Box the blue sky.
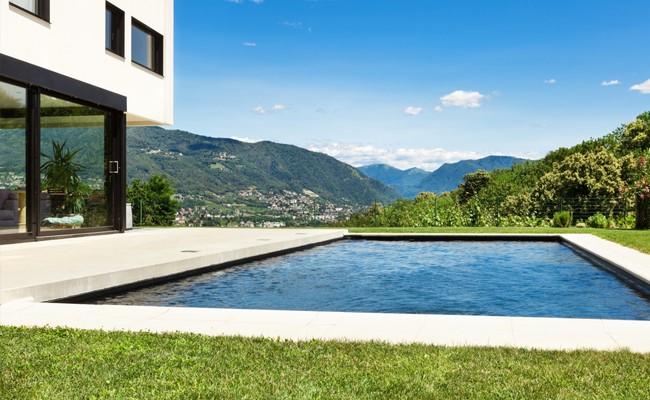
[172,0,650,171]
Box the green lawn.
[348,227,650,255]
[1,326,649,399]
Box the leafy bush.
[586,213,608,228]
[553,211,572,228]
[617,215,636,229]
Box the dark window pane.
[10,0,37,14]
[132,19,163,74]
[105,9,112,50]
[132,25,151,68]
[106,3,124,56]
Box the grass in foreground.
[1,326,649,399]
[347,226,650,255]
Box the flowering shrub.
[620,150,650,229]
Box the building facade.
[0,0,174,243]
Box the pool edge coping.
[346,232,650,287]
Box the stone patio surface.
[1,228,649,352]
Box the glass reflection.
[40,94,111,230]
[0,82,28,234]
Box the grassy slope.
[348,227,650,254]
[1,327,649,399]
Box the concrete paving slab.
[0,228,346,304]
[560,234,650,286]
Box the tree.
[621,111,650,153]
[127,174,180,226]
[532,148,624,218]
[619,112,650,229]
[458,170,492,204]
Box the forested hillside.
[127,126,399,205]
[347,112,650,229]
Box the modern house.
[0,0,174,243]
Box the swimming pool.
[89,240,650,320]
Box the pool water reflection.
[90,240,650,320]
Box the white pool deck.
[1,228,650,353]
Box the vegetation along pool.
[89,240,650,320]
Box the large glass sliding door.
[39,93,113,231]
[1,55,126,243]
[0,82,28,235]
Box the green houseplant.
[40,140,89,215]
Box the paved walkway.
[1,229,650,352]
[0,228,345,304]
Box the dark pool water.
[91,240,650,320]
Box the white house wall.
[0,0,174,126]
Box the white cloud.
[630,79,650,94]
[252,104,289,114]
[433,106,443,113]
[230,136,260,143]
[403,106,423,116]
[251,0,264,3]
[307,141,531,171]
[544,78,557,84]
[440,90,486,109]
[601,80,621,86]
[225,0,244,3]
[242,42,257,47]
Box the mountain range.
[359,155,526,198]
[127,127,399,205]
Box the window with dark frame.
[105,2,125,57]
[9,0,49,22]
[131,18,163,75]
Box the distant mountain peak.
[359,156,526,198]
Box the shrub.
[586,213,608,229]
[617,215,636,229]
[553,211,572,228]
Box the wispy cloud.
[252,104,290,114]
[601,80,621,86]
[544,78,557,84]
[252,106,267,115]
[307,141,530,171]
[433,106,443,113]
[230,136,261,143]
[242,42,257,47]
[403,106,423,116]
[225,0,244,3]
[251,0,264,3]
[630,79,650,94]
[440,90,486,109]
